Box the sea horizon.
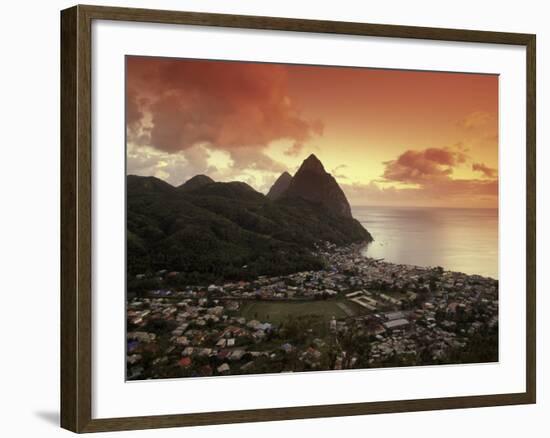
[351,204,498,211]
[353,204,498,279]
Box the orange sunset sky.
[126,56,498,208]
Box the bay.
[354,205,498,279]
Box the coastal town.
[127,242,499,380]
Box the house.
[181,346,194,356]
[383,319,409,330]
[217,350,230,360]
[198,348,212,357]
[127,331,156,343]
[175,336,189,346]
[229,349,246,361]
[127,354,142,365]
[178,357,192,368]
[384,311,406,321]
[247,320,261,330]
[257,323,272,331]
[217,363,230,374]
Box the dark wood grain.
[525,34,536,404]
[60,4,537,433]
[80,392,534,433]
[61,5,94,432]
[79,4,535,45]
[60,5,78,432]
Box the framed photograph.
[60,4,536,433]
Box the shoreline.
[353,205,498,280]
[133,240,498,298]
[356,242,498,282]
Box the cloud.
[457,111,494,130]
[331,164,349,179]
[472,162,497,179]
[126,57,323,162]
[127,140,290,191]
[127,143,218,186]
[382,147,468,184]
[283,142,304,157]
[346,145,498,207]
[342,178,497,208]
[332,164,348,172]
[228,147,287,174]
[126,88,143,129]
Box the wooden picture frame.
[60,4,536,433]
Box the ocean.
[353,205,498,279]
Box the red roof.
[178,357,192,367]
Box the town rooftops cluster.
[127,242,498,379]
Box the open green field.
[238,299,363,325]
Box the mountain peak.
[300,153,326,174]
[127,175,176,194]
[284,154,352,218]
[267,171,293,200]
[178,174,215,192]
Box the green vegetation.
[237,299,351,325]
[127,175,372,292]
